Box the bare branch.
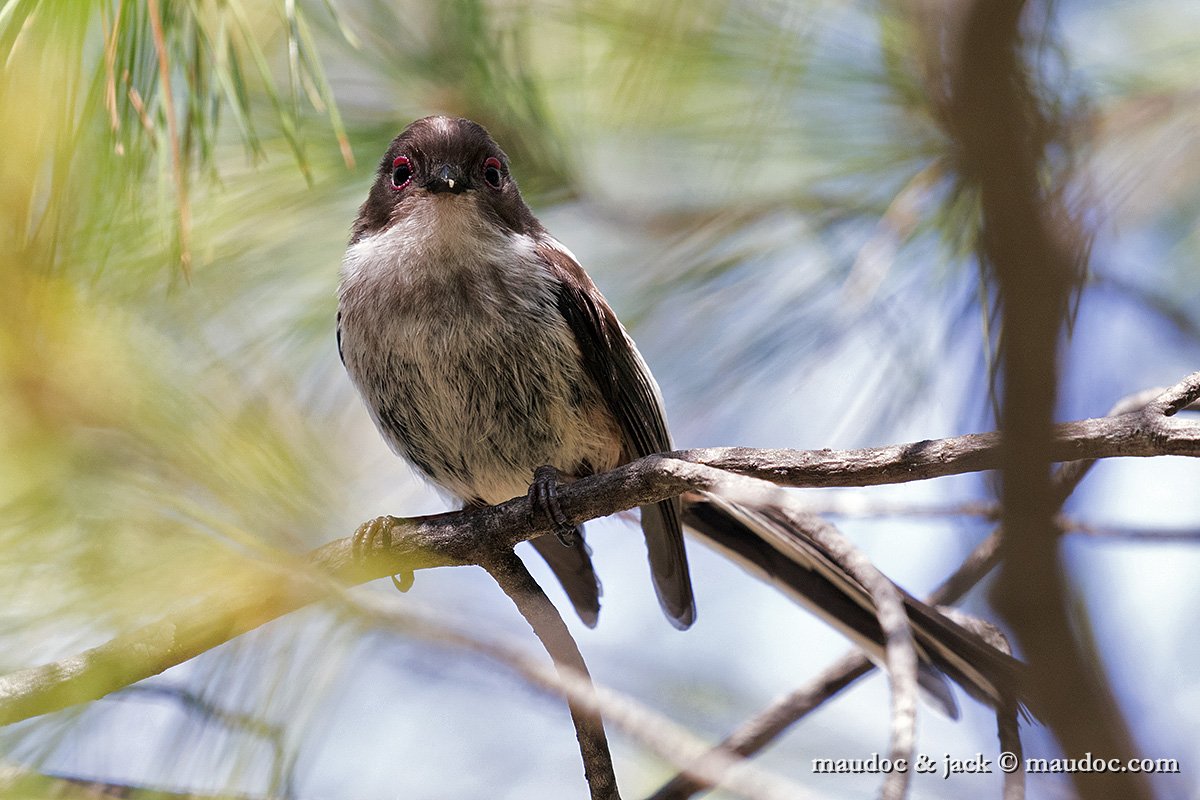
[997,700,1026,800]
[677,379,1200,489]
[798,496,998,520]
[646,387,1148,800]
[1060,520,1200,541]
[482,551,620,800]
[1,378,1196,729]
[343,594,816,800]
[118,683,295,797]
[648,531,1000,800]
[646,650,875,800]
[767,509,917,800]
[1150,372,1200,417]
[947,0,1151,796]
[660,468,919,800]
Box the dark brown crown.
[349,116,541,244]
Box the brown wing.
[537,240,695,629]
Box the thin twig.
[1,378,1196,728]
[1060,520,1200,541]
[647,385,1156,800]
[118,683,295,797]
[672,385,1200,489]
[1151,372,1200,416]
[647,529,998,800]
[800,496,998,520]
[997,697,1025,800]
[657,468,919,800]
[482,551,620,800]
[774,510,917,800]
[344,594,815,800]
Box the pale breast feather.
[337,220,625,504]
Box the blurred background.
[1,0,1198,798]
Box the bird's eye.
[483,157,503,189]
[391,156,412,190]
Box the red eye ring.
[483,157,503,189]
[391,156,412,190]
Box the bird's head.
[350,116,539,246]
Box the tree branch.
[948,1,1155,796]
[646,382,1157,800]
[648,530,1005,800]
[656,471,920,800]
[1,378,1196,729]
[678,382,1200,489]
[765,507,917,800]
[342,594,815,800]
[482,551,620,800]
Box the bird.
[337,115,692,629]
[336,115,1030,716]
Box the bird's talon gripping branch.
[352,515,414,591]
[352,515,394,556]
[528,464,577,546]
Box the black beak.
[426,163,469,194]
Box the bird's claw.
[352,515,415,592]
[528,465,577,547]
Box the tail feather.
[529,528,602,628]
[641,497,696,630]
[683,494,1032,718]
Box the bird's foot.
[528,465,577,547]
[351,515,415,592]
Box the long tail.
[683,494,1032,719]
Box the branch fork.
[0,372,1196,800]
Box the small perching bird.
[336,115,1031,718]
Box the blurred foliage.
[1,0,1199,797]
[1,0,353,276]
[0,0,353,617]
[0,4,357,787]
